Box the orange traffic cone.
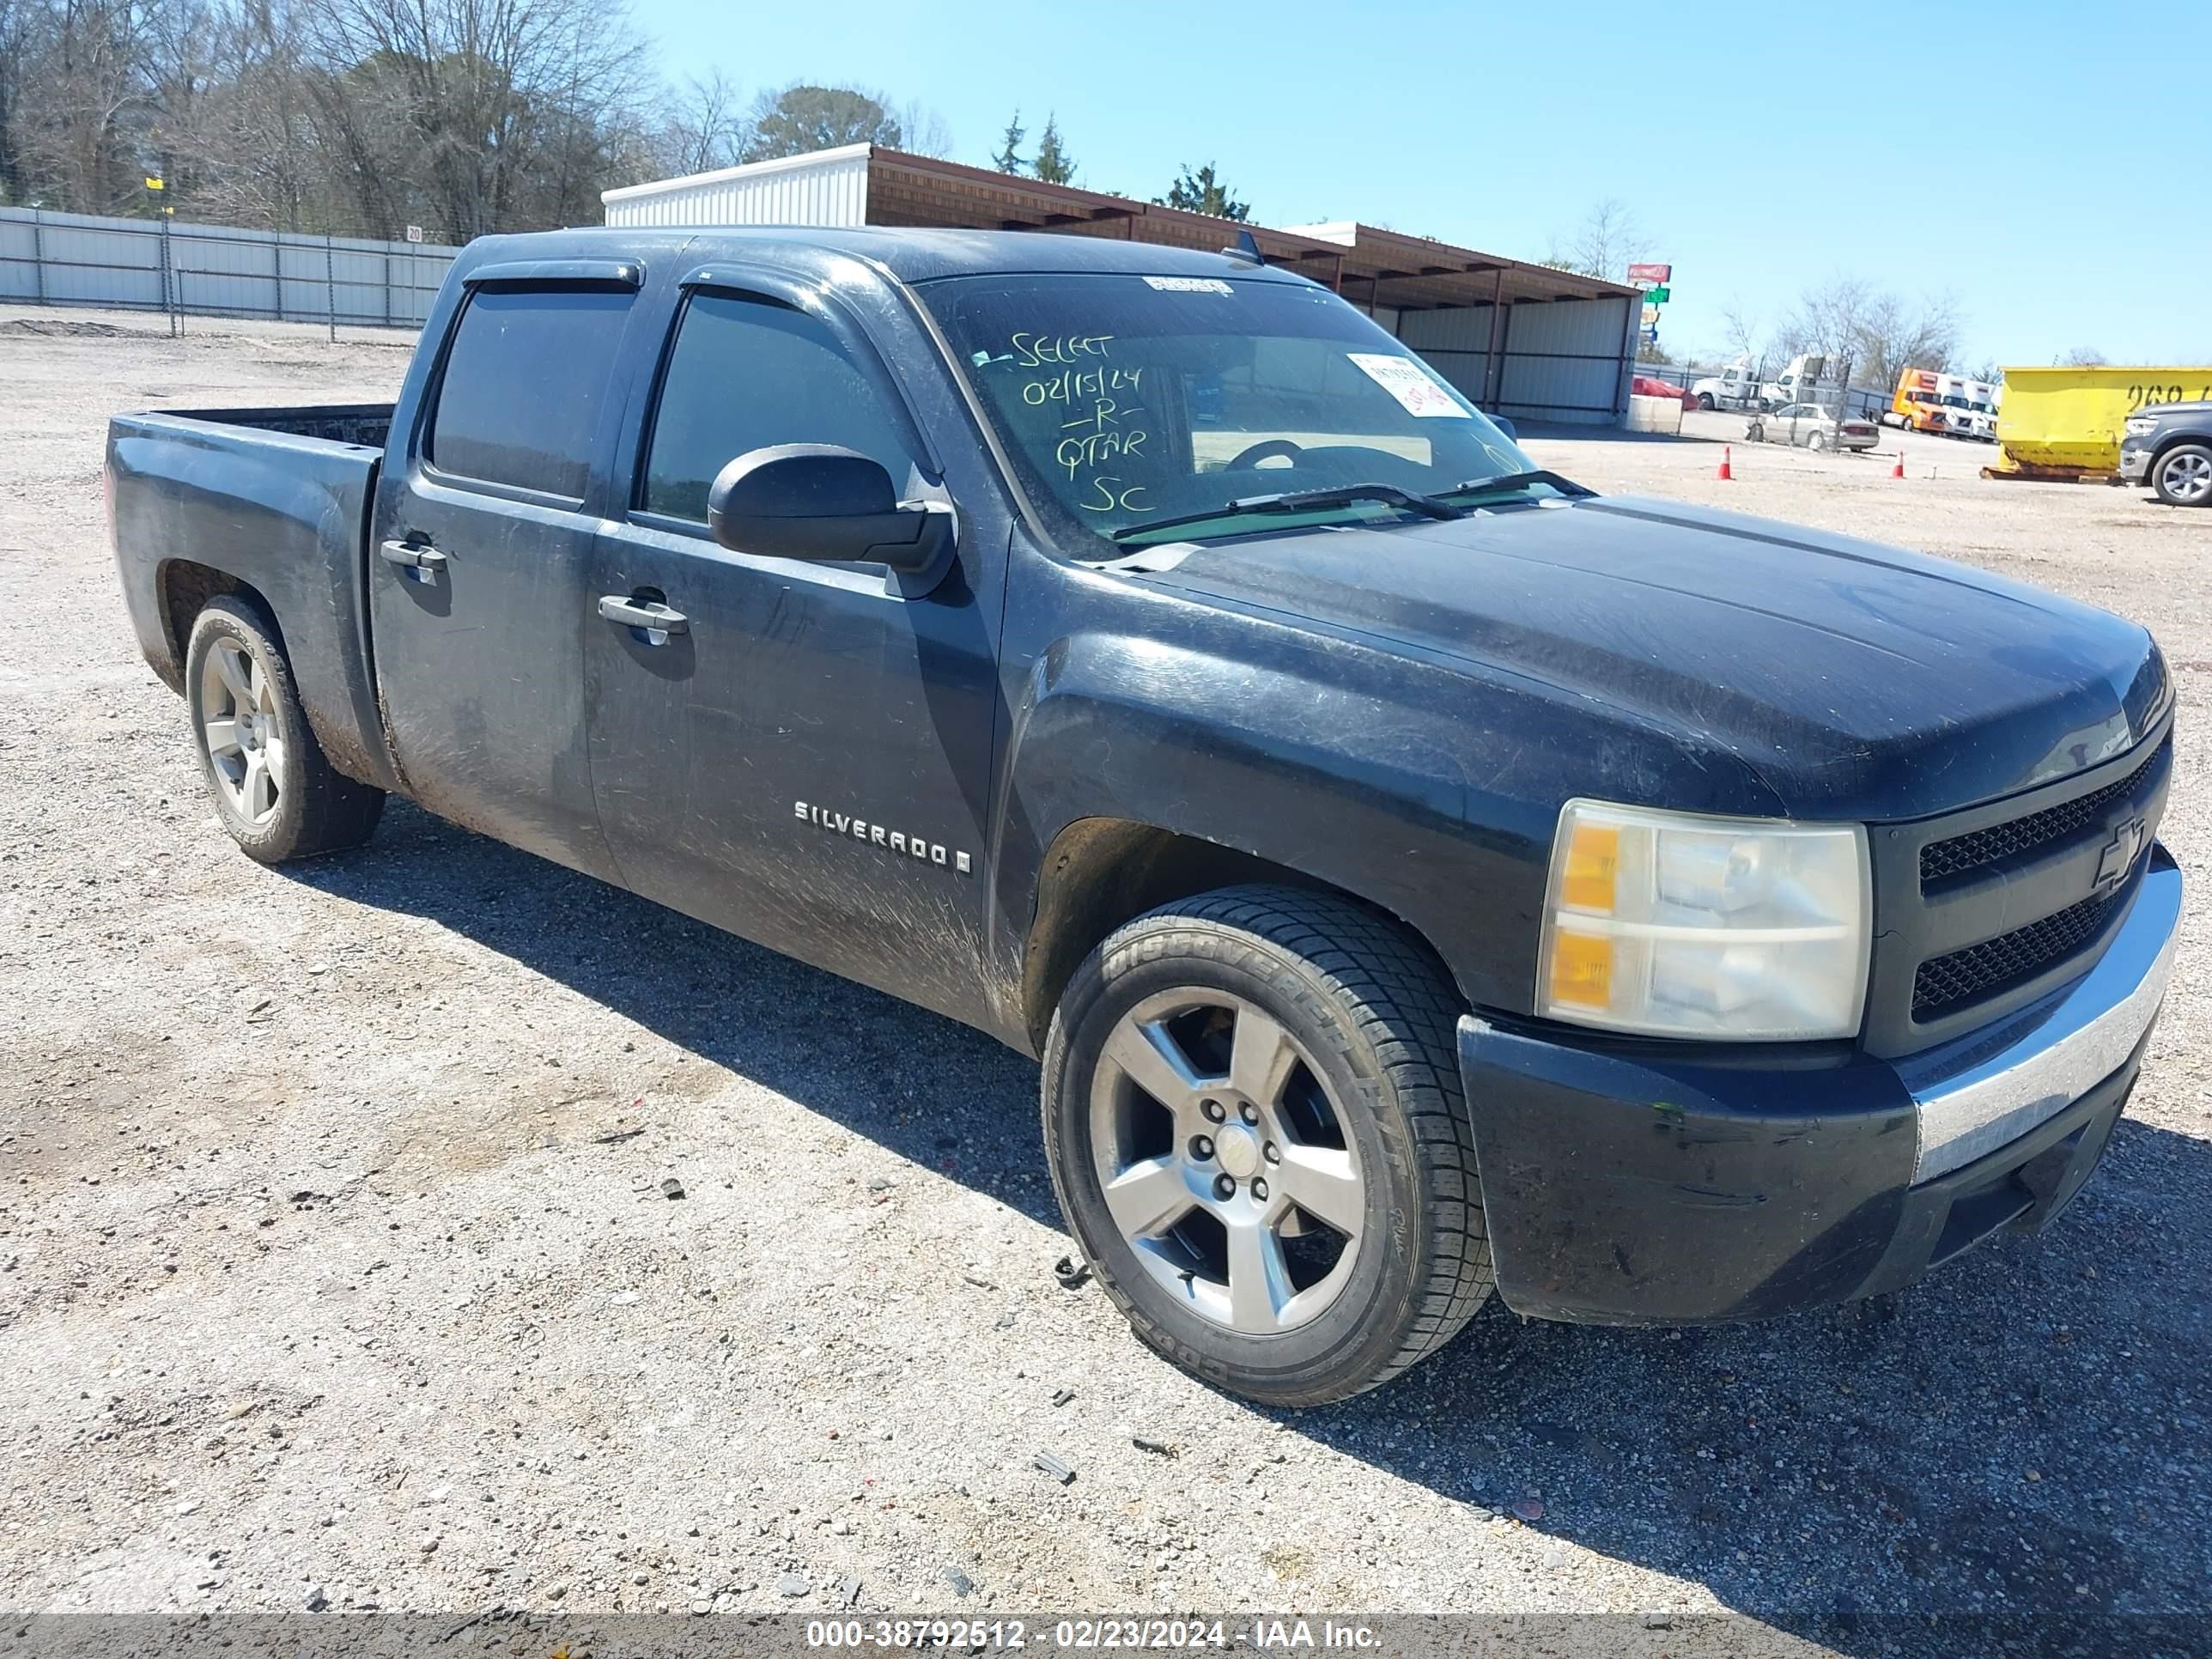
[1717,445,1734,481]
[1891,450,1905,479]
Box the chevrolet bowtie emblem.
[2092,817,2146,896]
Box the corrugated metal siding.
[1493,296,1632,424]
[1387,295,1632,425]
[602,151,871,228]
[0,206,457,325]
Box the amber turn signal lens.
[1560,823,1620,912]
[1547,930,1613,1010]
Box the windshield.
[918,273,1536,553]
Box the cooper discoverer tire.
[184,596,386,863]
[1042,884,1493,1405]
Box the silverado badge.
[795,801,973,875]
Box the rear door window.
[428,287,633,500]
[638,290,918,524]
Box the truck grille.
[1863,728,2172,1054]
[1920,739,2167,888]
[1911,884,2130,1021]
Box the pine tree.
[1157,161,1249,222]
[992,111,1026,175]
[1032,115,1075,185]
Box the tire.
[1041,884,1493,1406]
[1747,422,1765,442]
[1807,430,1828,451]
[2152,442,2212,507]
[184,595,386,862]
[1697,392,1715,410]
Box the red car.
[1633,374,1697,410]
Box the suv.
[2122,401,2212,506]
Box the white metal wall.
[602,145,872,228]
[0,206,458,326]
[1395,296,1632,424]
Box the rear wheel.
[1807,429,1828,451]
[2153,443,2212,507]
[184,597,385,862]
[1042,885,1492,1405]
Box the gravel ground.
[3,308,2208,1654]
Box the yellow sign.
[144,175,164,190]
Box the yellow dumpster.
[1991,366,2212,479]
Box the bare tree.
[893,96,949,158]
[655,69,746,178]
[1776,276,1960,392]
[13,0,160,212]
[1717,296,1760,362]
[1544,198,1649,281]
[2053,345,2107,367]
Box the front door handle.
[598,594,690,637]
[380,538,447,579]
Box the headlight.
[2124,416,2158,436]
[1538,800,1871,1041]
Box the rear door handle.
[380,538,447,579]
[598,594,690,637]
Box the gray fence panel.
[0,206,459,330]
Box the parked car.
[1746,404,1881,452]
[2121,400,2212,507]
[1632,373,1695,410]
[108,227,2181,1406]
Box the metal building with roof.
[601,145,1641,426]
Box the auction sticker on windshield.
[1348,353,1468,417]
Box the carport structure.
[601,145,1641,425]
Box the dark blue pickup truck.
[107,228,2180,1404]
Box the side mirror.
[1488,414,1518,441]
[707,444,953,583]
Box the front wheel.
[2153,443,2212,507]
[1042,886,1493,1405]
[1697,392,1715,410]
[185,596,386,862]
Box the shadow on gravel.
[287,799,1057,1223]
[289,799,2209,1652]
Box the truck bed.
[149,403,396,448]
[106,402,402,793]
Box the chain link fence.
[0,206,459,337]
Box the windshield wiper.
[1440,468,1595,501]
[1107,483,1461,544]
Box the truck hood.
[1129,495,2169,820]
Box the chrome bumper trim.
[1899,855,2181,1183]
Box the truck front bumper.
[2120,443,2154,484]
[1461,848,2181,1325]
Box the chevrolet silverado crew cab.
[108,228,2180,1406]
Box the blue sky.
[631,0,2212,371]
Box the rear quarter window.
[428,287,632,500]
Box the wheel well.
[157,562,280,684]
[1018,817,1454,1051]
[2151,433,2212,470]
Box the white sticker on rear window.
[1347,352,1470,417]
[1142,276,1234,295]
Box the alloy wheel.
[2161,451,2211,505]
[1088,990,1364,1335]
[200,637,285,824]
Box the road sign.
[1643,285,1670,305]
[1641,324,1660,345]
[1641,304,1661,326]
[404,225,424,245]
[1627,262,1671,285]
